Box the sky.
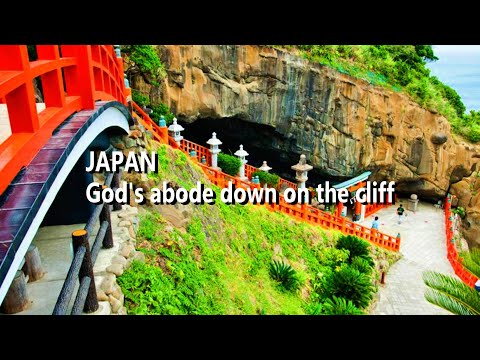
[427,45,480,112]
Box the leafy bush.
[351,256,373,275]
[315,247,350,270]
[336,235,374,266]
[218,153,242,176]
[132,89,149,107]
[121,45,166,81]
[269,260,302,291]
[452,206,466,219]
[252,171,280,187]
[311,296,364,315]
[151,103,175,125]
[321,265,374,309]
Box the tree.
[423,248,480,315]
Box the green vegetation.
[309,235,377,314]
[277,45,478,143]
[217,153,242,176]
[119,143,398,314]
[121,45,166,82]
[132,89,175,126]
[312,296,364,315]
[269,260,303,291]
[452,206,466,219]
[336,234,374,266]
[456,110,480,143]
[252,171,280,188]
[423,248,480,315]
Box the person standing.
[397,204,405,224]
[371,216,380,230]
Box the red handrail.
[0,45,126,195]
[444,196,478,287]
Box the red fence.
[181,139,212,164]
[0,45,126,195]
[444,195,478,287]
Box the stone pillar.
[207,132,222,169]
[234,145,249,181]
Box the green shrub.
[321,265,374,309]
[218,153,242,176]
[252,171,280,187]
[121,45,166,81]
[312,296,364,315]
[452,206,466,219]
[132,89,149,107]
[151,103,175,125]
[315,247,350,270]
[351,256,373,275]
[269,260,302,291]
[336,235,374,266]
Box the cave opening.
[179,117,340,187]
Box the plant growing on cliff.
[452,206,466,219]
[121,45,166,82]
[217,153,242,176]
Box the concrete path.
[359,200,454,315]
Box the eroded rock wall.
[132,45,479,199]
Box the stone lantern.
[259,161,272,173]
[234,144,249,181]
[291,154,313,189]
[168,118,184,146]
[207,132,222,169]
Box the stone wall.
[89,122,150,315]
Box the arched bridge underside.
[0,101,132,303]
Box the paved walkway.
[359,200,454,315]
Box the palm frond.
[423,271,480,315]
[460,248,480,278]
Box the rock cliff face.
[132,45,479,200]
[450,171,480,248]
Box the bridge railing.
[444,195,478,287]
[0,45,126,196]
[52,171,121,315]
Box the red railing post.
[60,45,95,109]
[0,45,39,132]
[36,46,66,108]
